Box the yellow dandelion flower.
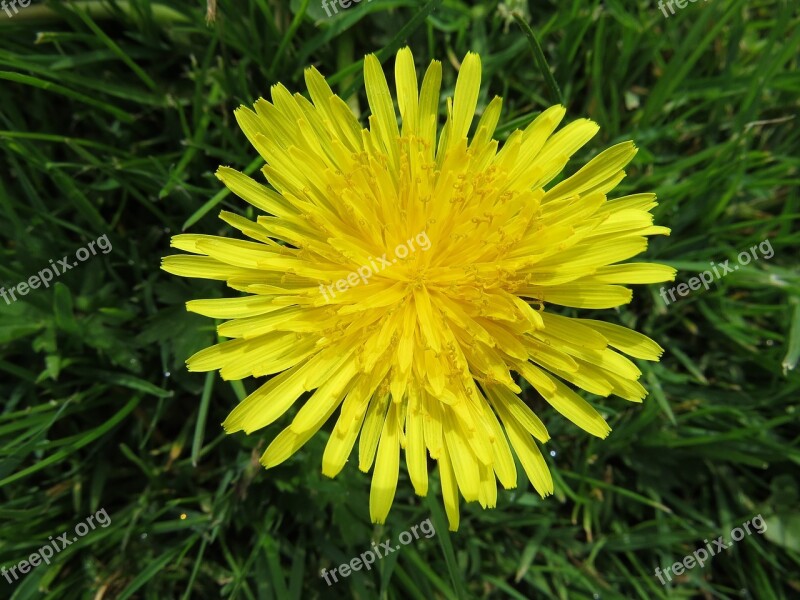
[162,48,675,530]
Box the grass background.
[1,0,799,598]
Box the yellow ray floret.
[162,47,675,530]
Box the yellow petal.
[492,399,553,497]
[216,167,296,218]
[525,283,633,309]
[442,408,480,502]
[579,319,665,361]
[418,59,442,156]
[485,384,549,443]
[359,393,390,472]
[438,445,460,531]
[583,263,677,284]
[369,402,401,524]
[543,141,637,203]
[527,365,611,438]
[478,399,517,489]
[449,52,481,144]
[364,54,400,168]
[186,295,282,319]
[404,383,428,495]
[395,47,419,137]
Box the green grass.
[1,0,799,598]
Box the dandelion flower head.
[162,48,675,530]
